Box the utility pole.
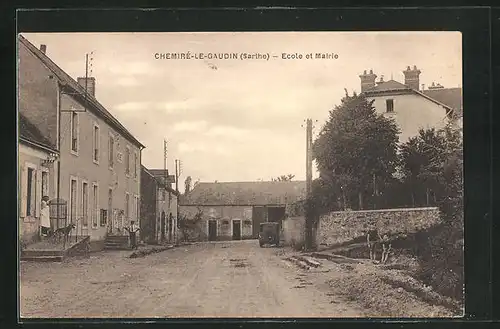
[306,119,313,197]
[302,118,314,250]
[57,51,92,248]
[175,159,182,245]
[163,140,168,185]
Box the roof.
[363,79,458,112]
[364,80,410,92]
[180,181,307,206]
[148,169,176,184]
[423,88,462,113]
[18,35,145,149]
[18,113,57,152]
[141,166,178,195]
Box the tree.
[178,207,204,242]
[184,176,192,194]
[271,174,295,182]
[312,91,400,211]
[398,125,463,222]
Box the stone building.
[18,35,145,250]
[18,113,59,246]
[359,66,462,143]
[179,181,306,241]
[140,167,179,244]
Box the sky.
[22,32,462,189]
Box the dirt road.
[20,240,364,318]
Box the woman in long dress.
[40,196,51,237]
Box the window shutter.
[35,169,42,217]
[20,165,27,218]
[77,115,80,152]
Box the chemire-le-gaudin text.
[154,52,339,61]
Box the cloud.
[205,125,251,138]
[115,77,140,86]
[172,120,208,132]
[108,61,158,76]
[178,142,207,153]
[153,99,208,113]
[114,101,151,111]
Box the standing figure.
[380,233,392,264]
[125,220,140,249]
[40,196,51,237]
[366,226,380,261]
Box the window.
[100,209,107,227]
[386,99,394,113]
[135,195,139,220]
[93,124,100,163]
[70,178,77,224]
[108,188,113,225]
[82,182,88,227]
[71,112,79,153]
[108,134,114,169]
[134,153,138,178]
[92,183,98,228]
[26,168,35,216]
[125,193,130,222]
[125,147,130,175]
[41,171,49,198]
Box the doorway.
[232,220,241,240]
[268,206,286,227]
[252,206,265,238]
[208,220,217,241]
[168,214,173,242]
[161,211,166,241]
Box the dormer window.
[386,99,394,113]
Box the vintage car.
[259,222,280,247]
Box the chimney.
[77,77,96,97]
[428,82,445,90]
[403,65,421,90]
[40,44,47,54]
[359,69,377,92]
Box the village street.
[20,240,365,318]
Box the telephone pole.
[306,119,313,197]
[302,118,315,250]
[163,140,168,185]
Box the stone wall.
[317,207,441,247]
[66,236,91,257]
[282,216,305,248]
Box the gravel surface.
[20,240,365,318]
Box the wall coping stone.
[322,207,439,216]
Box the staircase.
[105,235,130,250]
[21,249,65,262]
[21,236,90,262]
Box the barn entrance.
[232,220,241,240]
[252,206,266,238]
[208,220,217,241]
[267,206,286,228]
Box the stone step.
[22,249,64,257]
[21,255,64,262]
[286,257,311,270]
[104,246,131,250]
[292,255,322,268]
